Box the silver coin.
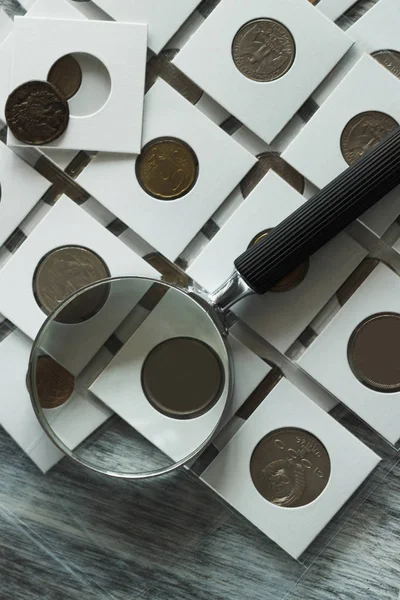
[340,111,398,167]
[232,19,295,82]
[371,49,400,80]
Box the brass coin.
[232,19,295,83]
[33,246,111,324]
[48,54,82,100]
[348,312,400,392]
[371,50,400,80]
[30,355,75,409]
[249,229,309,292]
[136,137,198,200]
[240,152,305,199]
[5,80,69,145]
[340,111,398,167]
[141,337,225,419]
[250,427,331,508]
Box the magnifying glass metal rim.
[28,275,234,480]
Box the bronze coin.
[141,337,225,419]
[232,19,295,82]
[249,229,309,292]
[31,355,75,409]
[240,152,305,199]
[340,111,398,167]
[33,246,111,324]
[136,137,198,200]
[5,80,69,145]
[348,312,400,392]
[48,54,82,100]
[250,427,331,508]
[371,50,400,80]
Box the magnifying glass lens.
[28,278,231,479]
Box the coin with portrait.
[340,111,398,166]
[250,427,331,508]
[5,80,69,145]
[371,49,400,80]
[232,19,295,82]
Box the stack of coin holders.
[0,0,399,575]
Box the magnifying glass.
[28,128,400,479]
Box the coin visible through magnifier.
[48,54,82,100]
[250,428,331,508]
[33,246,111,324]
[340,111,398,166]
[249,229,309,292]
[5,80,70,145]
[30,355,75,409]
[136,137,199,200]
[371,50,400,80]
[141,337,225,419]
[348,312,400,392]
[232,19,295,82]
[240,152,305,199]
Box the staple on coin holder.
[173,0,353,145]
[89,0,201,54]
[299,263,400,446]
[284,56,400,238]
[76,80,256,261]
[89,290,269,462]
[8,16,147,153]
[187,172,367,353]
[0,330,115,473]
[0,196,157,375]
[200,378,380,560]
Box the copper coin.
[32,356,75,409]
[141,337,225,419]
[340,111,398,167]
[136,137,198,200]
[371,49,400,80]
[5,80,69,145]
[348,312,400,392]
[250,427,331,508]
[240,152,305,199]
[48,54,82,100]
[33,246,110,324]
[249,229,309,292]
[232,19,295,82]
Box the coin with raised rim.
[340,110,398,166]
[48,54,83,100]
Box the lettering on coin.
[340,111,398,166]
[33,246,110,324]
[29,355,75,410]
[136,137,199,200]
[240,152,305,199]
[232,19,295,82]
[48,54,82,100]
[250,428,330,508]
[249,229,309,292]
[5,80,69,145]
[371,50,400,80]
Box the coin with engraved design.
[136,137,199,200]
[371,50,400,80]
[33,246,110,324]
[28,355,75,410]
[232,19,295,82]
[48,54,82,100]
[250,428,331,508]
[340,111,398,167]
[6,80,69,145]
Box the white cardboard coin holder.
[299,263,400,446]
[314,0,400,105]
[0,329,114,473]
[8,16,147,154]
[91,0,201,54]
[201,378,381,560]
[315,0,359,22]
[188,172,367,353]
[91,294,271,462]
[0,196,157,375]
[285,56,400,238]
[76,79,256,262]
[173,0,353,145]
[0,141,50,248]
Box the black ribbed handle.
[235,127,400,294]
